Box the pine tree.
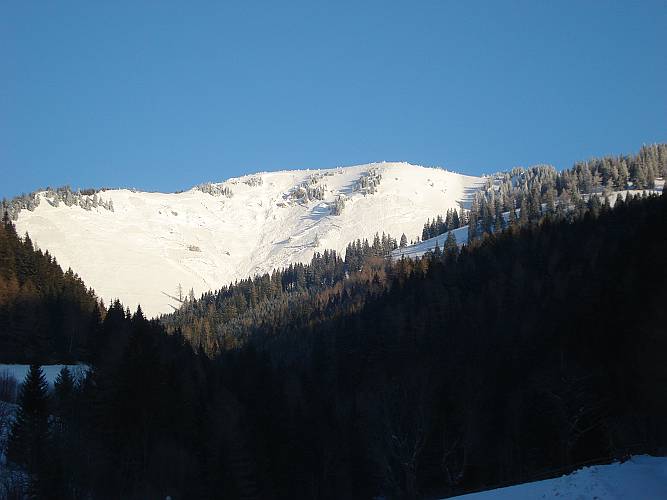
[433,240,442,258]
[468,196,480,243]
[54,366,75,421]
[519,197,529,225]
[508,200,518,226]
[444,231,458,256]
[545,188,556,214]
[422,220,430,241]
[7,365,51,485]
[445,210,453,231]
[528,187,541,222]
[452,210,461,229]
[635,164,647,189]
[617,161,629,189]
[400,233,408,248]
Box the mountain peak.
[15,164,486,316]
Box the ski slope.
[15,163,485,317]
[448,455,667,499]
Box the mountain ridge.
[13,162,486,316]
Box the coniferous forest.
[1,149,666,499]
[5,0,667,495]
[0,213,98,363]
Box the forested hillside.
[427,143,667,243]
[4,189,665,499]
[0,213,99,362]
[162,144,667,356]
[210,191,667,499]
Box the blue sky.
[1,1,666,199]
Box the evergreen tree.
[519,197,529,225]
[615,193,625,208]
[528,186,541,222]
[51,366,78,499]
[7,364,53,497]
[545,188,556,213]
[54,366,75,421]
[422,219,430,241]
[444,231,458,256]
[433,240,442,258]
[508,200,518,226]
[468,196,480,243]
[617,161,629,189]
[400,233,408,248]
[635,164,647,189]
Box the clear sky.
[1,1,666,199]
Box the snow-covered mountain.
[15,162,486,316]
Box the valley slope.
[14,163,485,316]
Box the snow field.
[448,455,667,499]
[16,163,485,316]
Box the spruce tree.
[444,231,458,256]
[508,201,518,226]
[545,188,556,213]
[422,220,430,241]
[617,161,629,189]
[452,210,461,229]
[7,365,51,486]
[615,193,624,208]
[519,197,529,225]
[433,240,442,258]
[54,366,75,423]
[468,196,480,243]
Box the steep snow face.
[15,163,485,317]
[448,455,667,499]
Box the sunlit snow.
[15,163,485,316]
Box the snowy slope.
[392,185,666,260]
[392,225,469,260]
[15,163,485,316]
[448,455,667,499]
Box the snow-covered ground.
[392,225,469,260]
[448,455,667,499]
[15,163,485,316]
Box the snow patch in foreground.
[449,455,667,499]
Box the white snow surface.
[448,455,667,499]
[392,225,469,260]
[15,163,485,317]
